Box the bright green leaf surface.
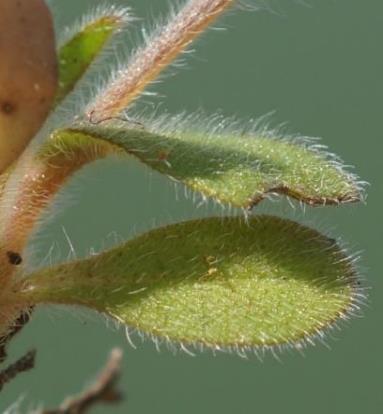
[55,11,128,104]
[23,216,360,350]
[61,122,362,208]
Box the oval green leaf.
[23,216,361,350]
[65,120,363,208]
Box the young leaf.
[61,121,362,208]
[23,216,361,350]
[0,0,58,174]
[56,7,131,105]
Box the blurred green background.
[1,0,381,413]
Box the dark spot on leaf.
[6,251,22,266]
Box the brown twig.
[41,348,124,414]
[0,349,36,392]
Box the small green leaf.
[63,120,363,208]
[23,216,360,350]
[55,8,130,104]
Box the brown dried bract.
[0,0,58,173]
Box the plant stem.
[86,0,234,122]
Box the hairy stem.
[86,0,235,122]
[0,136,118,286]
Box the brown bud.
[0,0,58,173]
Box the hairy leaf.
[23,216,360,350]
[55,8,130,104]
[61,121,362,208]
